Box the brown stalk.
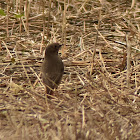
[90,9,101,75]
[62,0,66,54]
[126,33,131,88]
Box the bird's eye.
[55,45,58,49]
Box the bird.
[41,43,64,96]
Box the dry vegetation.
[0,0,140,139]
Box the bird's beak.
[60,44,63,47]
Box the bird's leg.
[45,86,54,100]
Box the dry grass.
[0,0,140,140]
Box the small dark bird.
[41,43,64,95]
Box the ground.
[0,0,140,140]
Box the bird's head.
[45,43,62,57]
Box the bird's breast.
[42,56,64,74]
